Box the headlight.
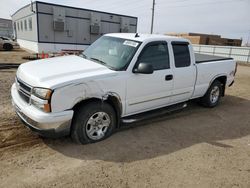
[31,87,52,112]
[32,87,52,100]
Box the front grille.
[16,77,32,104]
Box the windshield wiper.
[80,53,87,59]
[90,57,106,65]
[90,57,116,71]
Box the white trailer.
[11,1,137,53]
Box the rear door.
[125,41,174,115]
[171,42,196,103]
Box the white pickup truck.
[11,33,237,144]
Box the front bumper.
[13,44,20,49]
[11,84,74,138]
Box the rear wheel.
[3,43,13,51]
[71,101,116,144]
[200,80,222,107]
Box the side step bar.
[121,102,187,124]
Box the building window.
[17,22,20,31]
[21,21,23,31]
[24,19,27,31]
[28,18,32,30]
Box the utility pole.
[150,0,156,34]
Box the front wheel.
[71,101,116,144]
[200,80,222,107]
[3,43,13,51]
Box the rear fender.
[208,74,227,96]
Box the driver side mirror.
[133,62,154,74]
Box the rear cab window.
[172,41,191,68]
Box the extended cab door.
[125,41,174,115]
[170,41,196,103]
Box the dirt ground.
[0,49,31,64]
[0,50,250,188]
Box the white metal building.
[12,1,137,53]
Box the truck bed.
[195,53,233,64]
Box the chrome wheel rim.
[85,112,111,140]
[210,85,220,104]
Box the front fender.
[50,80,120,113]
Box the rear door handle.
[165,75,173,81]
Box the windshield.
[1,37,10,41]
[81,36,141,70]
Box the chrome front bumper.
[11,84,74,137]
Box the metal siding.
[37,3,53,14]
[12,1,137,52]
[76,19,91,44]
[38,14,54,42]
[101,22,109,34]
[109,23,120,33]
[90,34,101,43]
[57,17,76,44]
[37,2,137,45]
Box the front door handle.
[165,75,173,81]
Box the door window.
[172,43,191,68]
[137,42,170,70]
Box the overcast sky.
[1,0,250,44]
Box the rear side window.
[172,43,191,68]
[137,42,170,70]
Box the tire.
[200,80,222,108]
[3,43,13,51]
[71,101,116,144]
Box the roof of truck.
[105,33,189,43]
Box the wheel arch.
[72,93,122,128]
[209,74,227,96]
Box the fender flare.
[207,74,227,96]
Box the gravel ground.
[0,49,31,64]
[0,50,250,187]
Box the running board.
[121,102,187,124]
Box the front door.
[125,41,174,116]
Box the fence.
[193,44,250,63]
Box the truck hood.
[17,55,117,88]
